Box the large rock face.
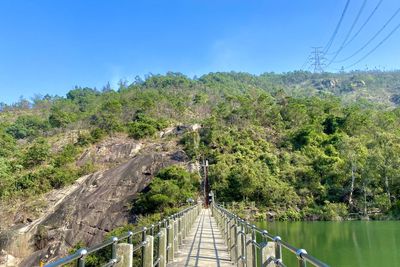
[1,147,188,267]
[0,126,201,267]
[77,137,142,166]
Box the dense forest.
[1,70,400,221]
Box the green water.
[255,220,400,267]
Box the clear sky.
[1,0,400,104]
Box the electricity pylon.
[309,47,326,73]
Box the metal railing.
[212,203,330,267]
[44,204,201,267]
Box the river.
[255,220,400,267]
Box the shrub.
[76,132,92,146]
[78,162,97,176]
[321,201,348,221]
[7,115,50,139]
[49,107,72,128]
[180,131,200,159]
[90,128,106,142]
[134,166,198,214]
[34,225,49,250]
[49,167,78,189]
[133,112,168,130]
[23,138,50,168]
[0,158,13,198]
[54,144,80,167]
[95,99,123,134]
[15,173,36,191]
[127,122,157,139]
[0,130,17,157]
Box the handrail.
[212,203,330,267]
[44,203,201,267]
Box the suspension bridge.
[43,202,329,267]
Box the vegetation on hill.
[1,70,400,220]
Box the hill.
[0,70,400,264]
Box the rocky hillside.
[1,71,400,266]
[0,127,196,266]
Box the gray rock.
[5,149,187,266]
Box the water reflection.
[255,221,400,267]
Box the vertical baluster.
[251,225,256,267]
[76,248,87,267]
[234,216,239,264]
[273,236,282,265]
[111,237,118,260]
[241,220,245,266]
[127,231,133,244]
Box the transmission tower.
[309,47,326,73]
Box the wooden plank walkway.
[168,208,235,267]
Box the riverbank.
[223,201,399,222]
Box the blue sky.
[1,0,400,104]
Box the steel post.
[296,249,308,267]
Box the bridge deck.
[168,208,234,267]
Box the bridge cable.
[344,21,400,69]
[326,0,368,67]
[335,5,400,63]
[323,0,351,54]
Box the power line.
[342,0,383,49]
[335,6,400,63]
[326,0,383,56]
[326,0,368,67]
[345,21,400,69]
[300,59,309,70]
[300,55,314,70]
[324,0,351,54]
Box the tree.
[0,130,17,157]
[94,99,122,134]
[66,87,99,112]
[338,136,367,210]
[371,133,400,207]
[23,138,50,168]
[127,122,156,139]
[49,106,72,128]
[6,115,50,139]
[180,132,200,159]
[0,158,13,198]
[102,82,113,92]
[134,166,198,214]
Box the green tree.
[135,166,198,214]
[127,122,156,139]
[7,115,49,139]
[49,106,72,128]
[180,131,200,159]
[0,158,13,198]
[23,138,50,168]
[0,130,17,157]
[93,99,122,134]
